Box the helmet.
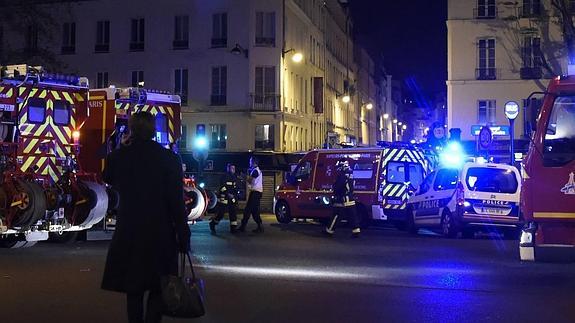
[335,158,351,173]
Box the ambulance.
[520,75,575,261]
[274,143,436,226]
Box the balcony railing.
[521,4,542,18]
[94,43,109,53]
[255,37,275,47]
[210,95,227,106]
[249,93,280,111]
[520,66,542,79]
[474,6,497,19]
[476,68,497,80]
[211,38,227,48]
[173,39,189,50]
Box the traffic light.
[194,124,207,149]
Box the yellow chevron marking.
[19,87,26,96]
[52,127,68,146]
[74,93,84,102]
[21,156,36,172]
[39,90,47,99]
[388,185,403,197]
[64,92,75,104]
[52,91,61,100]
[23,138,39,154]
[6,88,13,97]
[29,88,38,98]
[382,184,397,196]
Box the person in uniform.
[324,158,361,238]
[238,157,264,233]
[210,163,239,234]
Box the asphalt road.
[1,214,575,323]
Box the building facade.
[0,0,392,152]
[447,0,567,142]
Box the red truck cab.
[520,75,575,261]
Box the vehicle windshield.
[465,167,518,194]
[386,161,424,187]
[543,95,575,166]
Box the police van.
[274,143,436,227]
[406,160,522,238]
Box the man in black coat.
[209,163,239,234]
[101,111,191,323]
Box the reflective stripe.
[352,228,361,234]
[343,201,356,206]
[328,215,339,232]
[225,182,234,185]
[230,221,238,226]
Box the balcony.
[476,68,497,80]
[173,39,189,50]
[61,45,75,55]
[474,6,497,19]
[94,43,109,53]
[255,37,275,47]
[211,38,227,48]
[129,42,144,52]
[520,66,542,79]
[249,94,280,111]
[210,95,227,106]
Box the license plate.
[479,207,507,215]
[386,199,403,205]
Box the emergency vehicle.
[520,75,575,261]
[0,65,104,247]
[274,144,435,226]
[406,159,522,238]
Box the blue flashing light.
[440,142,465,168]
[199,182,206,188]
[194,136,208,149]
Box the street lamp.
[393,119,398,124]
[398,122,403,126]
[365,103,373,110]
[402,124,407,130]
[283,48,303,63]
[383,113,389,119]
[231,43,249,58]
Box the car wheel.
[406,207,418,234]
[275,201,292,224]
[441,210,458,238]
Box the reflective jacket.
[218,172,238,205]
[332,172,355,207]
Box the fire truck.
[0,65,102,247]
[0,65,209,247]
[520,75,575,261]
[274,143,436,227]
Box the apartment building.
[447,0,567,142]
[0,0,390,152]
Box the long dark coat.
[101,139,190,293]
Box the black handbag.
[161,251,206,318]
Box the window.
[209,124,226,149]
[255,124,274,150]
[53,101,71,125]
[211,66,227,105]
[211,13,227,47]
[477,38,496,80]
[476,0,496,18]
[130,18,145,51]
[466,168,518,194]
[293,161,312,181]
[353,163,373,179]
[174,69,188,105]
[131,71,144,87]
[543,96,575,166]
[254,66,277,110]
[255,12,276,46]
[61,22,76,54]
[478,100,496,124]
[97,72,109,88]
[522,0,541,17]
[173,15,189,49]
[386,162,423,186]
[28,98,46,123]
[25,24,39,51]
[95,20,110,53]
[155,113,169,145]
[418,172,436,195]
[521,36,542,79]
[433,169,459,191]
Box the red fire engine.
[520,75,575,261]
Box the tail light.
[456,181,465,206]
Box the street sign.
[478,126,493,150]
[471,125,510,136]
[505,101,520,120]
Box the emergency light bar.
[117,88,181,104]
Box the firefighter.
[210,163,239,234]
[324,158,361,238]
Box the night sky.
[350,0,447,98]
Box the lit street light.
[383,113,389,119]
[292,52,303,63]
[398,122,403,126]
[393,119,398,124]
[365,103,373,110]
[342,95,351,103]
[402,124,407,130]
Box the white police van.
[406,160,522,238]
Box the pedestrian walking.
[324,158,361,238]
[101,111,191,323]
[238,157,264,233]
[210,163,239,234]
